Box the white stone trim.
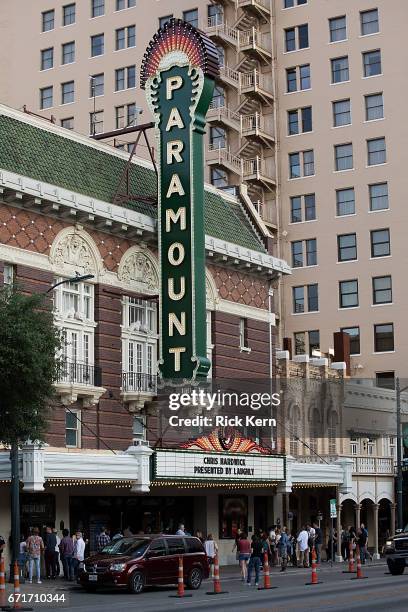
[206,235,291,275]
[217,298,275,324]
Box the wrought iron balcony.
[58,360,102,387]
[121,372,157,412]
[55,360,105,407]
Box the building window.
[90,110,103,135]
[363,50,382,77]
[61,81,75,104]
[290,193,315,223]
[92,0,105,18]
[291,239,317,267]
[376,372,395,390]
[115,65,136,91]
[90,73,104,97]
[91,34,104,56]
[333,99,351,126]
[183,9,198,28]
[361,9,379,36]
[331,56,349,83]
[288,106,312,135]
[63,3,76,26]
[329,16,347,42]
[308,330,320,356]
[370,228,390,257]
[289,150,314,178]
[116,103,138,129]
[239,318,249,350]
[341,326,360,355]
[285,24,309,51]
[116,0,136,9]
[350,437,359,455]
[293,286,304,313]
[210,167,228,188]
[40,86,53,109]
[122,298,157,387]
[116,25,136,50]
[373,275,392,304]
[212,85,225,108]
[286,64,310,92]
[338,233,357,261]
[306,238,317,265]
[308,284,319,311]
[3,264,14,286]
[339,279,359,308]
[159,15,173,28]
[291,241,303,267]
[289,153,300,178]
[62,41,75,65]
[294,331,306,355]
[365,93,383,121]
[41,48,54,70]
[374,323,394,352]
[284,0,308,7]
[42,9,55,32]
[369,182,388,211]
[367,137,386,165]
[61,117,74,130]
[336,188,355,216]
[65,410,81,447]
[210,126,226,149]
[334,143,353,171]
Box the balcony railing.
[239,28,272,55]
[238,0,271,11]
[205,17,239,46]
[240,69,273,95]
[241,112,274,138]
[352,456,394,474]
[58,360,101,387]
[122,372,157,394]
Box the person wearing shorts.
[237,533,251,581]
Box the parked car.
[384,524,408,575]
[79,535,209,594]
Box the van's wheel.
[129,571,145,594]
[387,559,405,575]
[187,567,202,590]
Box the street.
[4,562,408,612]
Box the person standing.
[246,535,263,586]
[278,526,289,572]
[59,529,74,581]
[26,527,44,584]
[18,535,27,579]
[297,525,309,568]
[204,534,218,578]
[313,522,322,563]
[44,527,57,579]
[96,527,110,552]
[360,523,369,563]
[175,524,185,536]
[237,533,251,581]
[53,528,61,578]
[72,532,85,580]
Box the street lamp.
[10,273,95,580]
[395,378,407,531]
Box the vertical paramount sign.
[141,19,219,382]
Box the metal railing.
[240,69,273,94]
[219,65,241,87]
[352,456,394,474]
[207,146,243,175]
[240,112,274,137]
[122,372,157,394]
[58,360,102,387]
[239,28,272,54]
[238,0,271,11]
[205,17,239,45]
[208,103,241,127]
[242,156,274,179]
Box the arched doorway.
[378,498,392,549]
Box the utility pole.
[396,377,404,530]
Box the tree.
[0,287,61,444]
[0,286,61,569]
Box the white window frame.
[239,318,251,352]
[121,297,158,377]
[3,264,14,285]
[65,408,81,448]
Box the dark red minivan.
[79,535,209,594]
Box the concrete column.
[391,503,396,535]
[372,503,380,559]
[354,503,361,528]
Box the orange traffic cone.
[351,545,368,580]
[258,551,277,590]
[206,553,228,595]
[305,547,322,585]
[0,557,6,608]
[342,541,355,574]
[169,556,192,598]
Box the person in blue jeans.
[247,535,263,586]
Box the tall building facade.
[0,1,405,381]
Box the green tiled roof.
[0,114,266,253]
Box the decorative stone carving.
[50,229,101,276]
[118,248,159,291]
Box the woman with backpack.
[26,527,44,584]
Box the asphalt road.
[5,562,408,612]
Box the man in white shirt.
[297,526,309,568]
[72,532,86,579]
[176,524,185,536]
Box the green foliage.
[0,286,61,445]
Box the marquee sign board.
[152,449,286,483]
[141,19,219,381]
